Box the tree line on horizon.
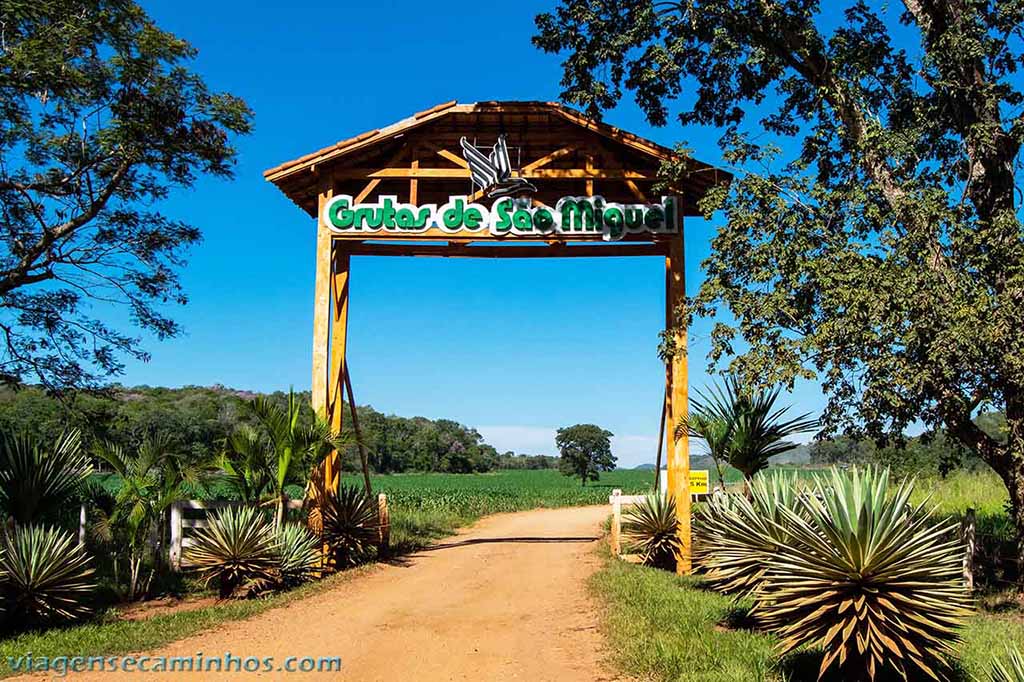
[0,385,557,476]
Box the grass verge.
[591,548,1024,682]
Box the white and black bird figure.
[459,135,538,199]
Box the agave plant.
[275,523,320,587]
[693,469,803,597]
[622,494,679,570]
[0,525,94,625]
[991,646,1024,682]
[184,506,278,598]
[321,485,379,568]
[756,467,971,681]
[0,429,91,525]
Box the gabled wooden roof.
[264,100,730,217]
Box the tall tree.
[0,0,252,389]
[556,423,616,485]
[535,0,1024,578]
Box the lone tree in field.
[536,0,1024,581]
[0,0,252,390]
[556,424,616,485]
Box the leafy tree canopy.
[0,0,252,389]
[556,423,616,485]
[535,0,1024,567]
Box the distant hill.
[633,463,656,470]
[769,442,811,465]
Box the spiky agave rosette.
[755,467,971,681]
[991,646,1024,682]
[321,485,380,568]
[184,506,278,598]
[622,493,679,570]
[275,522,320,587]
[0,525,94,624]
[693,470,805,598]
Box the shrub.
[0,429,91,525]
[693,469,803,597]
[0,525,94,626]
[756,467,971,681]
[321,485,379,568]
[622,494,679,570]
[184,506,278,598]
[275,523,320,587]
[991,646,1024,682]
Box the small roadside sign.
[690,470,709,495]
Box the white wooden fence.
[167,494,391,570]
[168,499,303,570]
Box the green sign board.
[322,195,679,242]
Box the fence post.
[78,503,87,547]
[170,501,183,571]
[610,489,622,557]
[962,507,976,592]
[377,493,390,555]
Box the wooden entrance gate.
[264,100,730,573]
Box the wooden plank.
[343,243,668,258]
[311,180,334,415]
[354,178,381,203]
[585,153,594,197]
[422,142,470,169]
[409,153,419,204]
[610,489,622,556]
[331,168,657,180]
[343,368,373,497]
[626,179,649,202]
[325,245,351,495]
[521,146,577,172]
[665,206,691,575]
[329,227,667,242]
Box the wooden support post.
[169,501,183,570]
[377,493,390,555]
[610,489,622,557]
[666,206,692,575]
[343,368,373,497]
[78,503,87,547]
[962,507,976,591]
[324,245,351,495]
[654,392,667,493]
[311,181,334,416]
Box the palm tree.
[222,390,338,531]
[93,434,205,599]
[0,428,91,526]
[676,411,731,484]
[678,377,817,487]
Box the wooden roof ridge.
[262,100,729,183]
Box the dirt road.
[20,505,624,681]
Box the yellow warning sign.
[690,470,709,495]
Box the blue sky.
[120,0,826,466]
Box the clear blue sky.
[121,0,826,466]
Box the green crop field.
[357,468,654,550]
[369,468,653,517]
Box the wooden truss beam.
[340,242,667,258]
[332,167,657,180]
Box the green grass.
[592,557,780,682]
[592,470,1024,682]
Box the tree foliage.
[535,0,1024,569]
[556,423,616,485]
[0,0,252,389]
